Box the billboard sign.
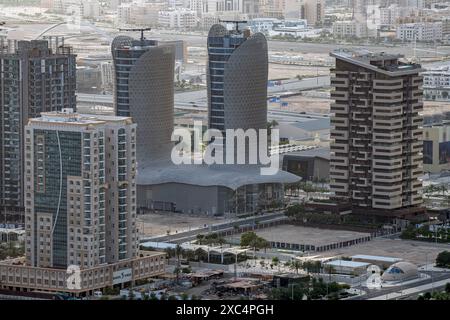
[113,268,133,285]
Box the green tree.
[272,257,280,271]
[180,292,189,300]
[290,260,303,274]
[196,234,205,245]
[149,292,158,300]
[286,203,306,220]
[436,251,450,268]
[240,231,258,247]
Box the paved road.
[5,22,450,59]
[349,271,450,300]
[136,30,450,58]
[140,211,287,244]
[77,76,330,108]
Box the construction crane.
[118,27,152,42]
[218,19,247,33]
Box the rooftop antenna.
[118,27,152,43]
[219,19,247,33]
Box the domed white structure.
[381,261,418,282]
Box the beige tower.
[330,50,423,212]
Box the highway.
[76,76,330,108]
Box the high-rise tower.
[111,35,175,166]
[0,40,76,215]
[24,110,137,269]
[330,50,423,211]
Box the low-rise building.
[281,146,330,181]
[158,9,198,30]
[423,121,450,173]
[381,261,418,282]
[0,252,165,296]
[118,1,166,27]
[332,20,368,38]
[423,66,450,101]
[323,260,371,275]
[351,254,403,269]
[396,22,442,41]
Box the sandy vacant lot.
[137,212,223,237]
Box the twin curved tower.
[207,24,269,134]
[111,37,175,166]
[111,26,300,215]
[111,25,269,166]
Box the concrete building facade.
[396,22,443,41]
[0,40,76,215]
[423,122,450,173]
[332,20,368,38]
[24,111,138,269]
[330,50,423,211]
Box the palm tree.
[175,244,182,283]
[290,260,302,274]
[267,120,279,139]
[272,257,280,272]
[196,234,205,245]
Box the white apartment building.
[118,2,132,24]
[396,22,443,41]
[201,12,220,30]
[118,1,167,26]
[158,9,198,29]
[202,0,247,13]
[423,66,450,101]
[398,0,424,8]
[100,61,114,91]
[190,0,204,16]
[81,0,101,19]
[332,20,368,38]
[55,0,101,18]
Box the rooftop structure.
[351,254,403,263]
[330,49,423,75]
[250,225,371,252]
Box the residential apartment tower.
[329,50,423,212]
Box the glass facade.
[33,130,82,268]
[114,40,158,117]
[439,141,450,165]
[423,140,433,165]
[207,34,246,133]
